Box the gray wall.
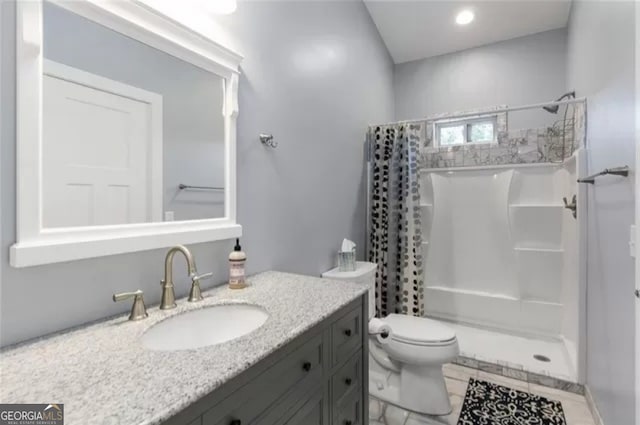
[0,0,394,346]
[566,1,636,424]
[43,2,226,221]
[394,28,568,130]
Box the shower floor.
[442,321,577,382]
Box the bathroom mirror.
[43,2,226,226]
[12,0,243,267]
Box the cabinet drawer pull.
[302,361,312,372]
[344,421,352,425]
[344,329,352,337]
[229,420,241,425]
[345,377,352,386]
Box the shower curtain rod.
[370,97,586,128]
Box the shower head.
[542,91,576,114]
[543,105,560,114]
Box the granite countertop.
[0,271,368,425]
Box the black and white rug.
[457,378,567,425]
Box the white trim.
[635,1,640,421]
[51,0,242,79]
[43,59,164,222]
[571,147,588,385]
[11,223,242,267]
[585,385,606,425]
[12,0,242,267]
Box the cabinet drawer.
[331,307,362,365]
[331,351,361,406]
[203,333,323,425]
[334,392,361,425]
[283,390,326,425]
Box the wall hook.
[260,134,277,148]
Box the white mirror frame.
[11,0,243,267]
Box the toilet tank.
[322,261,377,318]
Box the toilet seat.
[383,314,456,346]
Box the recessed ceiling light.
[455,9,475,25]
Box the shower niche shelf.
[508,204,564,208]
[514,246,564,253]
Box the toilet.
[322,261,459,418]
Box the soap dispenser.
[229,238,247,289]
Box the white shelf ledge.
[514,246,564,253]
[509,204,564,208]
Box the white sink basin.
[142,304,268,351]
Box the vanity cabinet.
[163,295,368,425]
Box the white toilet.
[323,262,459,418]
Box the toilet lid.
[383,314,456,345]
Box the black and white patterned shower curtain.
[368,123,424,318]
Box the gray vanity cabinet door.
[331,352,361,407]
[202,333,324,425]
[334,392,362,425]
[331,307,362,366]
[282,390,326,425]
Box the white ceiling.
[363,0,572,64]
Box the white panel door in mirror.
[43,62,159,227]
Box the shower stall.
[367,99,587,385]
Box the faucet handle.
[188,272,212,303]
[193,272,213,281]
[113,290,148,321]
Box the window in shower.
[435,115,497,147]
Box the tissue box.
[338,249,356,272]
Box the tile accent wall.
[416,102,586,169]
[454,356,585,395]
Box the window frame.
[434,114,498,147]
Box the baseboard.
[584,385,605,425]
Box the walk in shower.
[367,99,587,385]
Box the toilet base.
[369,366,452,416]
[370,397,452,425]
[367,322,459,417]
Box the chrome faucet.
[160,245,207,309]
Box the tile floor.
[369,363,596,425]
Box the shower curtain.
[368,123,424,318]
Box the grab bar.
[178,184,224,191]
[577,166,629,184]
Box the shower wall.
[420,160,580,340]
